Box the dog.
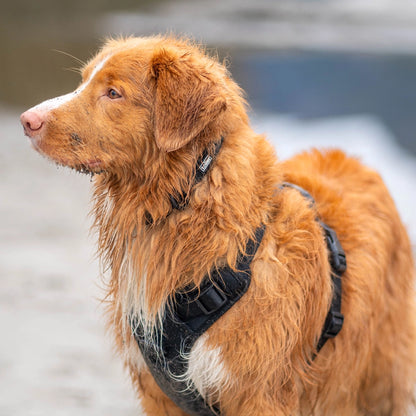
[21,35,416,415]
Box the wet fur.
[23,36,416,415]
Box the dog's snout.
[20,110,45,137]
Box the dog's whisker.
[52,49,86,67]
[63,66,83,75]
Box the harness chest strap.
[133,224,266,416]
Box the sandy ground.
[1,107,415,415]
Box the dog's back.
[283,149,416,414]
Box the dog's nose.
[20,110,45,137]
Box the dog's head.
[20,36,241,175]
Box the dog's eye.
[107,88,122,99]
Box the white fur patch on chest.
[121,265,230,402]
[184,334,230,403]
[115,230,230,403]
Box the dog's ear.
[150,47,227,152]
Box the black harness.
[133,225,265,416]
[279,182,346,351]
[132,144,346,416]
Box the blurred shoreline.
[5,0,416,105]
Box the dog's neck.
[145,137,224,225]
[92,128,281,327]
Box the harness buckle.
[322,310,344,339]
[175,284,228,322]
[196,285,228,315]
[320,221,347,275]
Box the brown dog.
[21,36,416,415]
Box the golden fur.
[21,35,416,415]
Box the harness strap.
[132,225,266,416]
[280,182,345,351]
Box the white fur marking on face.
[32,54,112,112]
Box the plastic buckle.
[196,285,228,315]
[323,310,344,338]
[321,222,347,275]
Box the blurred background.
[1,0,416,415]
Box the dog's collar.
[169,137,224,211]
[145,137,224,225]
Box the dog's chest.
[117,249,230,403]
[126,327,229,404]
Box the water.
[231,51,416,155]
